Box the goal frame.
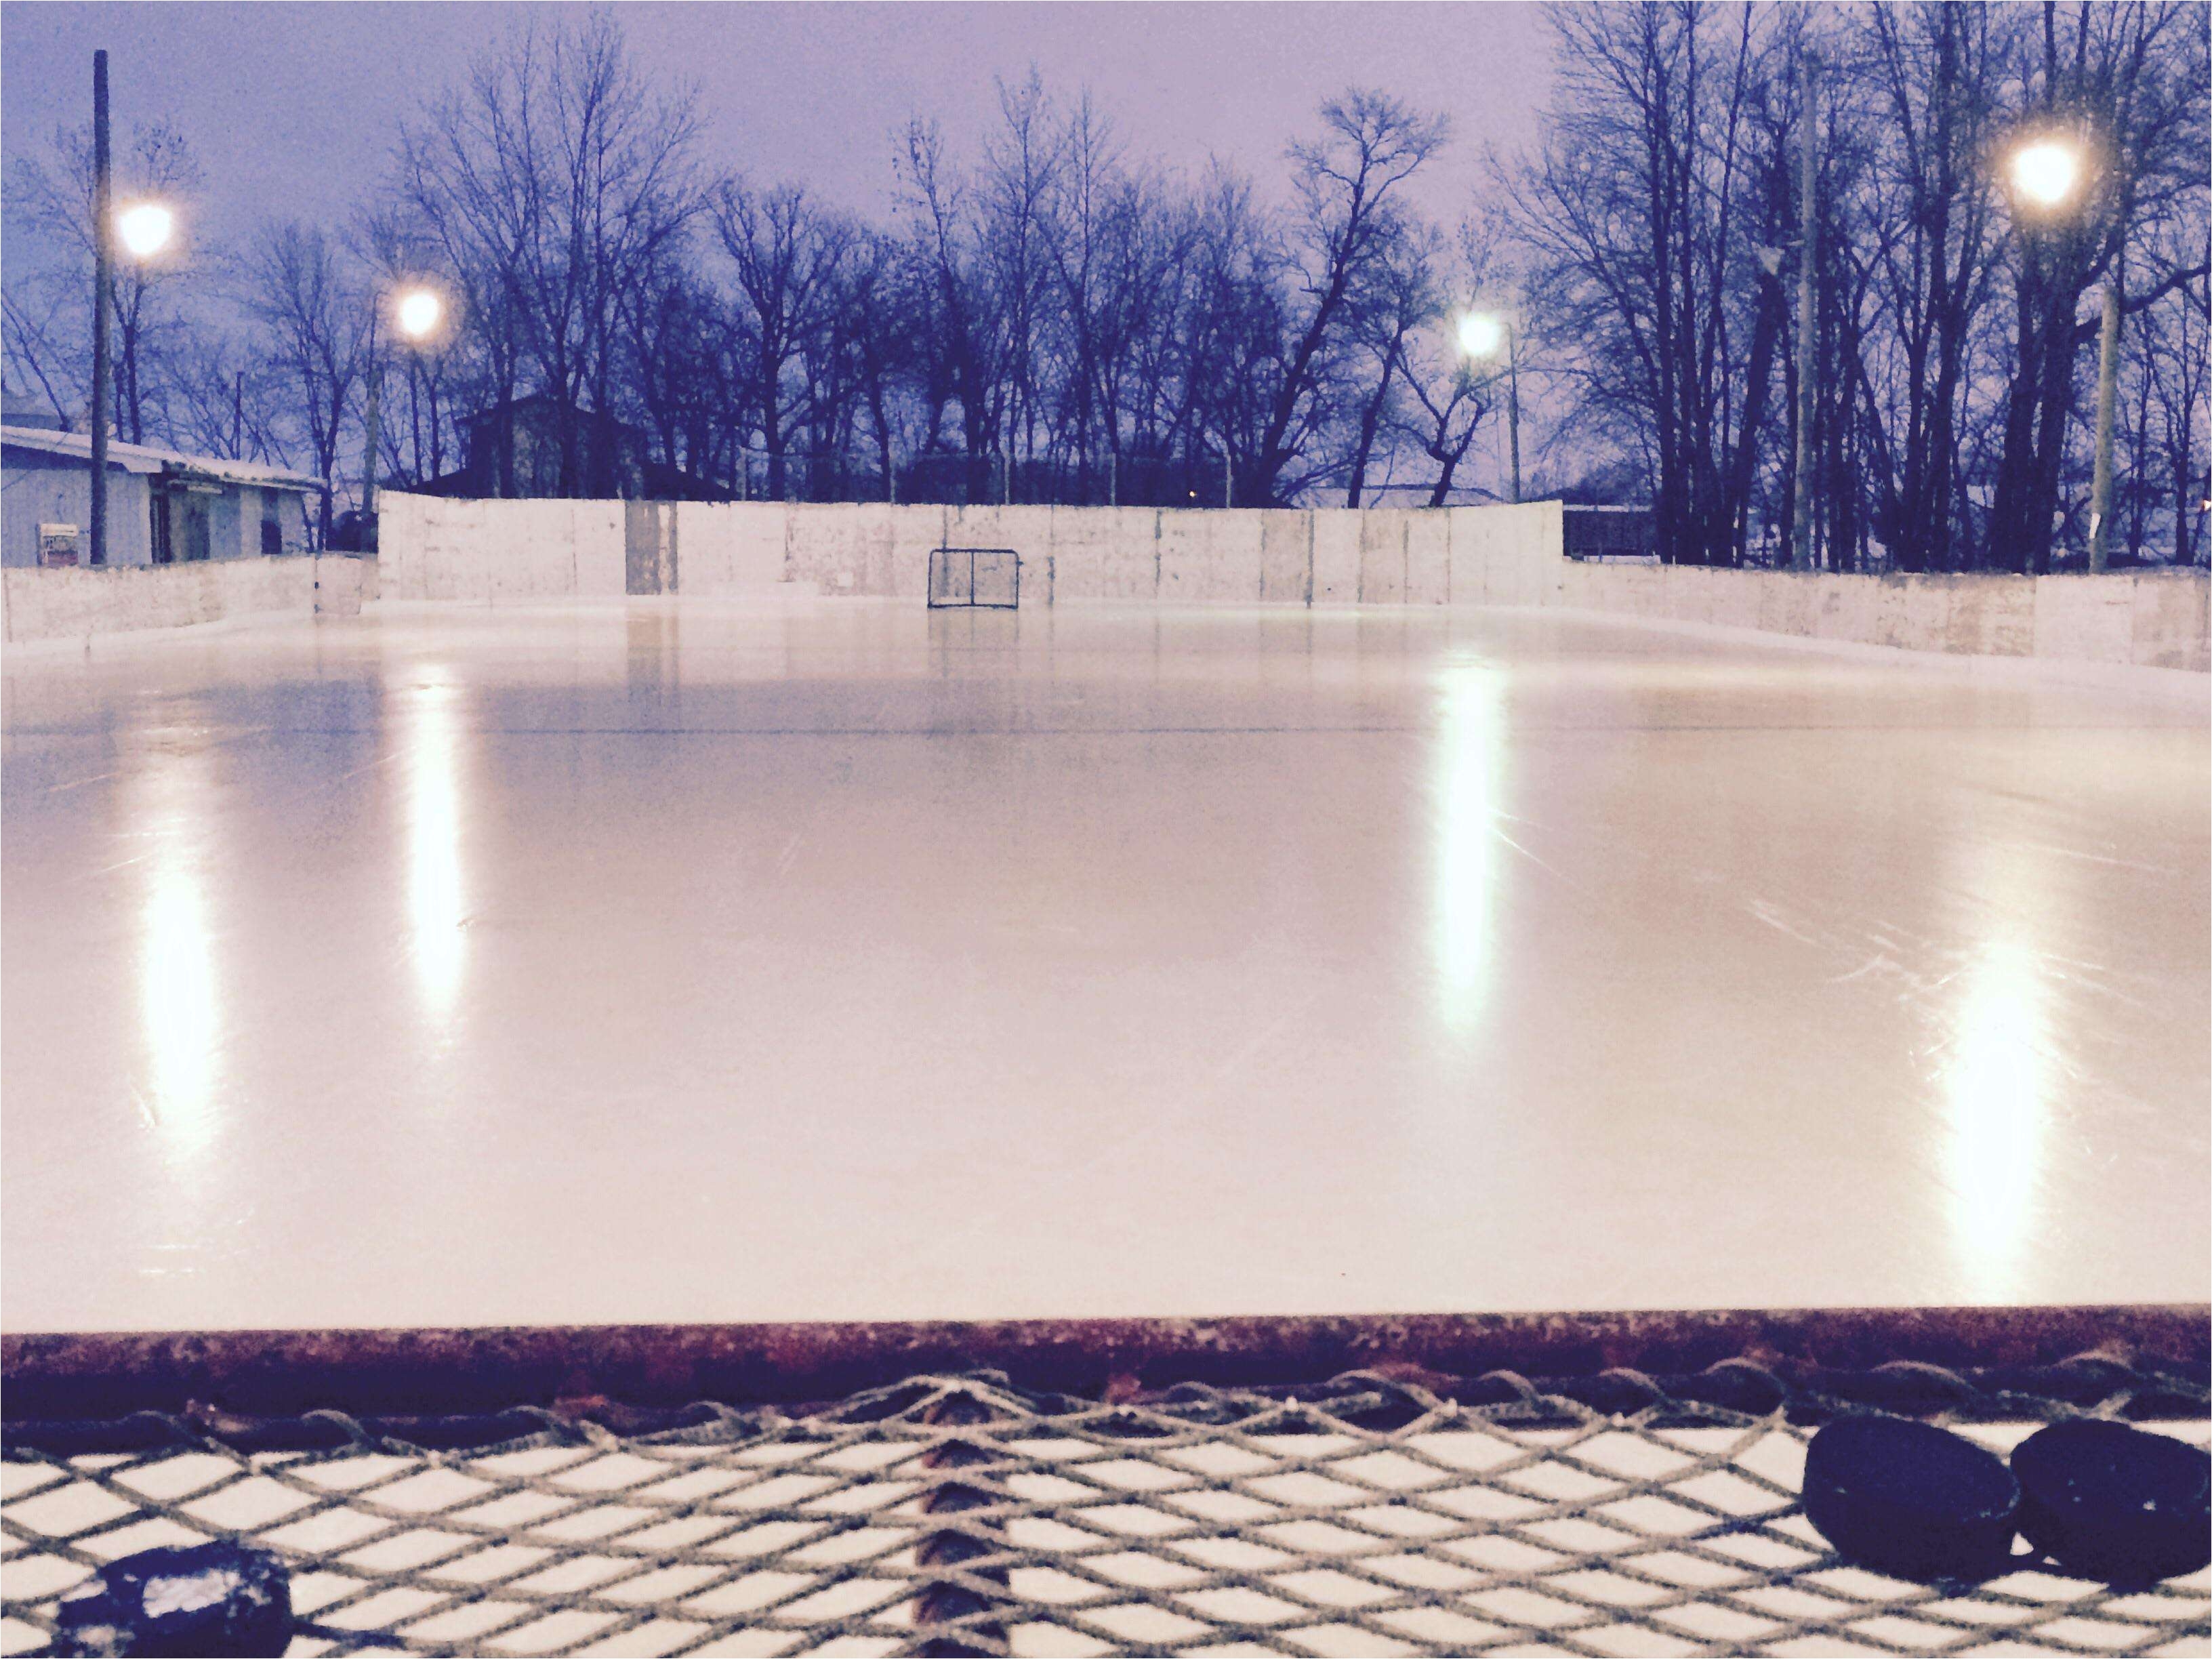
[928,546,1021,610]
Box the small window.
[262,516,283,556]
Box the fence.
[731,450,1240,510]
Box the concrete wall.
[374,493,1567,616]
[367,492,2207,672]
[1555,561,2210,674]
[1,553,367,644]
[377,493,623,602]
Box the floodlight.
[395,287,445,342]
[2010,140,2081,208]
[116,202,174,260]
[1456,311,1504,359]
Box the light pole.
[2089,281,2121,569]
[363,285,446,527]
[1455,310,1520,504]
[2005,134,2120,571]
[87,52,176,569]
[90,52,111,567]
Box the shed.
[1,426,325,569]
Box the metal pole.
[2089,281,2121,572]
[362,306,381,520]
[1223,447,1231,509]
[1790,47,1820,572]
[89,50,112,569]
[1507,325,1523,506]
[1109,451,1117,508]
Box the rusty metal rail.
[5,1304,2205,1453]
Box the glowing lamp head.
[394,287,445,342]
[2010,140,2081,208]
[1456,311,1504,359]
[116,202,174,260]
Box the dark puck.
[52,1539,293,1658]
[1801,1414,2021,1581]
[2013,1419,2212,1584]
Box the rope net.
[5,1365,2207,1658]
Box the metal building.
[1,426,325,569]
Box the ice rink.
[3,599,2206,1335]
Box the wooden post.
[362,307,381,519]
[2089,282,2121,572]
[1507,324,1522,506]
[89,50,112,568]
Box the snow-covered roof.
[0,425,325,494]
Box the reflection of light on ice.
[1433,666,1504,1030]
[405,680,466,1014]
[138,748,220,1158]
[1943,935,2049,1301]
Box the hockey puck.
[2012,1419,2212,1584]
[52,1539,293,1658]
[1801,1414,2021,1581]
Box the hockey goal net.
[3,1308,2205,1657]
[928,548,1021,610]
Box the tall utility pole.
[1790,47,1820,572]
[1506,323,1522,505]
[89,49,113,568]
[2089,281,2122,571]
[363,307,381,521]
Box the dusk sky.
[3,2,1558,248]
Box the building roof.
[461,391,642,434]
[2,389,66,430]
[0,425,326,494]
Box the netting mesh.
[927,550,1020,609]
[5,1368,2207,1658]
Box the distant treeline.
[5,2,2205,569]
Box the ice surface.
[3,599,2205,1333]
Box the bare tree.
[979,71,1065,490]
[1984,0,2209,572]
[239,221,365,544]
[5,120,205,441]
[1246,89,1448,506]
[715,182,846,497]
[2,285,82,430]
[1342,221,1435,506]
[896,116,1001,493]
[1847,3,2013,570]
[1510,3,1782,565]
[1395,224,1506,507]
[396,11,700,495]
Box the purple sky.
[3,2,1555,246]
